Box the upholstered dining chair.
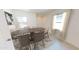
[30,31,45,50]
[11,30,20,40]
[44,29,50,42]
[17,33,31,50]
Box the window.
[17,17,28,28]
[53,12,67,31]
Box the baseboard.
[59,39,79,50]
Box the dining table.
[11,27,45,39]
[11,27,47,50]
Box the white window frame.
[16,17,28,28]
[53,12,67,31]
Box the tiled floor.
[43,35,78,50]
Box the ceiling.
[20,9,54,13]
[13,9,68,15]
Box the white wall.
[0,10,14,49]
[36,14,53,34]
[66,10,79,48]
[36,10,70,35]
[45,14,53,33]
[12,10,37,30]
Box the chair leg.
[42,39,45,48]
[44,34,50,42]
[25,45,30,50]
[47,34,50,41]
[34,43,37,50]
[19,45,22,50]
[29,44,32,50]
[33,42,39,50]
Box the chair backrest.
[17,34,30,46]
[31,31,44,42]
[11,30,20,39]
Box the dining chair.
[44,29,50,42]
[17,33,31,50]
[11,30,19,40]
[30,31,45,50]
